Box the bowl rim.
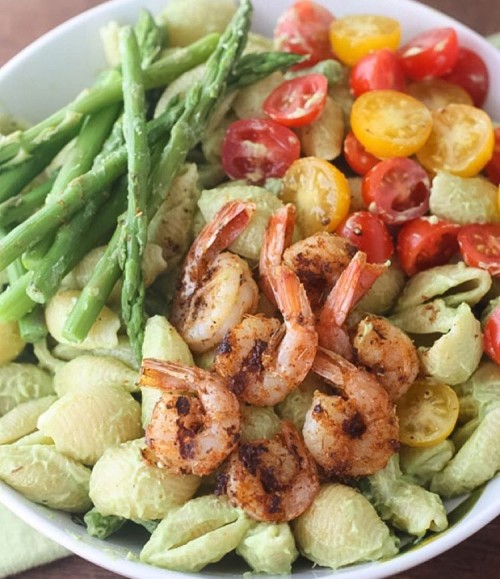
[0,0,499,578]
[2,477,500,579]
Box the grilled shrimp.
[222,420,319,522]
[170,200,259,353]
[316,251,387,355]
[215,265,318,406]
[353,315,420,401]
[303,348,399,478]
[259,203,296,304]
[282,232,357,311]
[139,359,241,476]
[215,207,318,406]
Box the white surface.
[0,0,499,578]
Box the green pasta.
[431,406,500,497]
[361,455,448,537]
[294,484,398,569]
[0,444,92,513]
[197,184,284,260]
[236,522,298,574]
[37,383,142,465]
[53,355,138,396]
[0,395,56,444]
[140,494,251,572]
[89,439,200,520]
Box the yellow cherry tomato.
[329,14,401,66]
[350,90,433,158]
[416,103,495,177]
[396,378,459,448]
[280,157,350,237]
[407,78,473,111]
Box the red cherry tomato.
[349,49,406,97]
[398,27,459,81]
[484,307,500,364]
[443,47,489,107]
[336,211,394,263]
[221,119,301,184]
[263,74,328,127]
[397,217,461,276]
[458,223,500,276]
[274,0,335,68]
[362,158,431,225]
[343,131,380,176]
[485,127,500,186]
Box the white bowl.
[0,1,499,578]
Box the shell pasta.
[0,0,500,575]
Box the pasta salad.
[0,0,500,574]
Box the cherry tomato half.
[458,223,500,276]
[221,119,301,184]
[274,0,335,68]
[336,211,394,263]
[362,158,431,225]
[280,156,350,236]
[343,131,379,176]
[397,378,459,448]
[484,307,500,365]
[485,126,500,186]
[416,104,494,178]
[397,217,461,276]
[406,78,473,110]
[350,90,433,158]
[398,27,459,81]
[443,47,489,107]
[263,74,328,128]
[349,49,406,98]
[329,14,401,67]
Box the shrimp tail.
[319,251,387,328]
[259,204,296,303]
[312,347,354,386]
[271,265,314,326]
[173,200,256,308]
[139,358,199,391]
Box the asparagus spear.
[0,272,34,322]
[61,7,308,348]
[62,0,253,346]
[227,51,305,88]
[134,9,165,68]
[0,34,220,167]
[0,147,127,271]
[0,112,83,202]
[84,508,125,540]
[22,100,122,268]
[0,174,56,228]
[0,182,127,322]
[148,0,253,213]
[0,94,186,274]
[119,27,151,360]
[25,15,163,276]
[5,258,46,343]
[27,187,112,303]
[47,103,122,203]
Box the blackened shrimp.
[222,420,319,522]
[139,359,240,476]
[170,200,259,353]
[353,314,420,401]
[316,251,387,356]
[303,348,399,478]
[259,203,296,304]
[282,232,357,311]
[215,207,317,406]
[215,265,318,406]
